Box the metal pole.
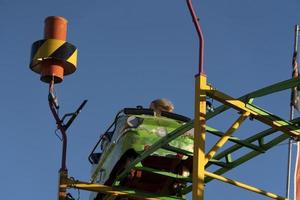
[186,0,205,75]
[286,24,300,199]
[193,75,207,200]
[48,81,68,171]
[186,1,207,200]
[286,108,294,199]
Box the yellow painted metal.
[60,177,160,200]
[66,49,78,67]
[58,169,68,200]
[206,88,300,137]
[192,74,207,200]
[205,171,288,200]
[33,39,65,60]
[57,73,293,200]
[205,112,250,164]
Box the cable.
[77,188,80,200]
[55,128,63,141]
[68,177,81,200]
[66,193,75,200]
[295,142,300,199]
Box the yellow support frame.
[55,73,295,200]
[193,74,207,200]
[205,111,250,164]
[56,74,295,200]
[206,88,300,137]
[204,171,288,200]
[192,74,293,200]
[34,1,300,199]
[58,173,160,200]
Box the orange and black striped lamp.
[30,16,77,84]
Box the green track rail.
[111,77,300,198]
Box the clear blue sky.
[1,0,300,199]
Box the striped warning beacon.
[30,16,77,83]
[29,17,80,200]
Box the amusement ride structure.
[29,1,300,200]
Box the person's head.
[149,98,174,116]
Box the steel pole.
[186,0,205,75]
[186,1,207,199]
[193,75,207,200]
[287,24,300,199]
[286,107,294,199]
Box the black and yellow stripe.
[30,39,77,75]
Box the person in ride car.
[149,98,174,116]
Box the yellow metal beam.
[58,169,68,200]
[205,112,250,164]
[206,88,300,137]
[193,74,207,200]
[205,171,288,200]
[60,177,159,200]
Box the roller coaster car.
[88,107,193,199]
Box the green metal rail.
[111,77,300,199]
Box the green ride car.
[88,107,193,200]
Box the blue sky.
[1,0,300,199]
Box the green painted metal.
[208,159,229,168]
[206,126,265,153]
[114,119,299,196]
[114,120,194,182]
[91,114,194,183]
[162,144,194,157]
[134,164,192,182]
[246,103,299,130]
[203,118,300,184]
[107,77,300,198]
[181,125,299,194]
[180,78,300,196]
[114,118,300,196]
[204,134,291,184]
[225,154,232,163]
[181,185,193,196]
[207,89,300,137]
[207,117,300,166]
[207,77,300,119]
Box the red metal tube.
[48,81,68,171]
[41,16,68,83]
[44,16,68,40]
[186,0,205,75]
